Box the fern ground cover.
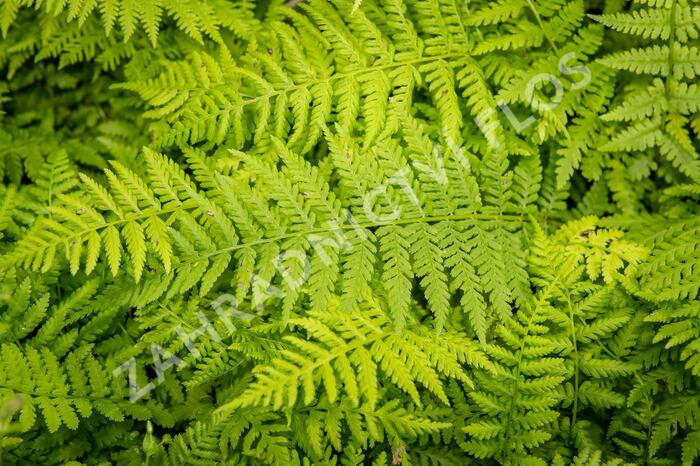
[0,0,699,464]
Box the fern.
[594,0,700,184]
[219,294,491,411]
[462,218,646,465]
[1,0,700,464]
[0,0,258,45]
[116,0,523,151]
[0,343,148,433]
[1,129,542,337]
[635,217,700,301]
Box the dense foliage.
[0,0,699,464]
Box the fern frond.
[117,0,500,151]
[0,343,138,433]
[2,0,700,463]
[646,301,700,375]
[635,217,700,302]
[218,295,490,411]
[0,0,258,45]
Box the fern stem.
[524,0,558,52]
[229,51,472,106]
[664,0,677,102]
[546,272,585,430]
[9,207,557,275]
[564,288,579,427]
[176,211,557,268]
[500,299,539,464]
